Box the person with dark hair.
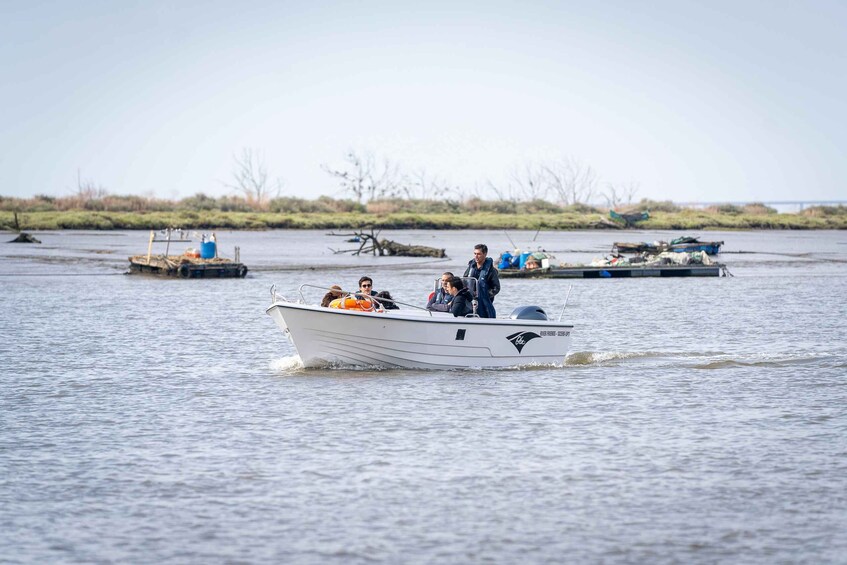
[446,276,474,318]
[426,271,455,312]
[349,275,381,310]
[463,243,500,318]
[375,290,399,309]
[356,276,376,297]
[320,284,343,307]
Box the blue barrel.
[200,241,216,259]
[519,252,531,269]
[498,252,512,270]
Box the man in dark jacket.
[462,243,500,318]
[446,277,474,317]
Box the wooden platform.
[499,264,724,278]
[128,256,248,278]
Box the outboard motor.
[509,305,548,320]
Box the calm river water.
[1,229,846,564]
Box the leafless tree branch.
[322,150,404,202]
[542,157,599,205]
[603,181,640,209]
[225,148,282,209]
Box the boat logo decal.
[506,331,541,353]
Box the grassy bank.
[2,208,846,231]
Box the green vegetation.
[1,194,845,231]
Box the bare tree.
[321,151,368,202]
[542,157,599,205]
[405,169,452,200]
[510,163,549,201]
[603,181,640,209]
[371,156,403,200]
[226,148,282,208]
[464,182,485,201]
[321,150,402,202]
[75,168,108,200]
[483,178,519,202]
[621,182,640,205]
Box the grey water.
[1,229,846,564]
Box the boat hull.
[266,303,573,369]
[668,243,722,254]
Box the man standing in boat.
[463,243,500,318]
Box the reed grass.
[2,208,845,231]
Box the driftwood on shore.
[379,239,446,257]
[595,217,623,229]
[9,232,41,243]
[328,228,446,257]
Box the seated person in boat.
[327,278,380,311]
[446,277,474,318]
[352,276,382,309]
[320,284,343,307]
[375,290,399,310]
[426,271,455,312]
[356,276,376,298]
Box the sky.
[1,0,845,204]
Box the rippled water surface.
[2,229,846,563]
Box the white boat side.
[266,301,574,369]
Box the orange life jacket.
[328,296,381,311]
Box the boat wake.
[270,358,565,373]
[272,350,842,373]
[269,356,405,374]
[270,355,305,372]
[564,350,681,366]
[689,354,845,370]
[564,350,842,370]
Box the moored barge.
[127,229,248,279]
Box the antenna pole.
[504,230,517,249]
[558,285,573,322]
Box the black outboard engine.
[509,305,548,320]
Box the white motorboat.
[266,283,574,369]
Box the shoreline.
[2,210,846,231]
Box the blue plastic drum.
[200,241,217,259]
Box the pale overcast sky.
[1,0,845,203]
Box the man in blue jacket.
[463,243,500,318]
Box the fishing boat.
[609,209,649,227]
[496,249,556,276]
[611,241,662,254]
[667,236,724,254]
[500,249,728,278]
[612,236,723,255]
[266,283,574,369]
